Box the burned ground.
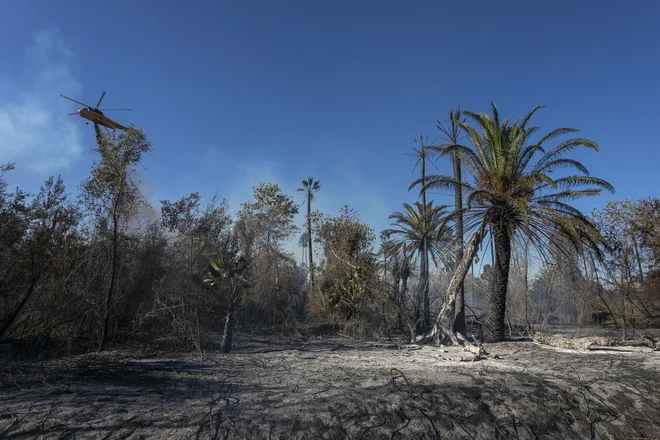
[1,334,659,439]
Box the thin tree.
[298,177,321,307]
[430,108,467,336]
[416,102,613,342]
[408,137,433,331]
[82,127,151,350]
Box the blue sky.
[1,1,659,262]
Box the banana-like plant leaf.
[208,258,223,277]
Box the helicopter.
[60,91,131,131]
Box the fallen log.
[588,346,649,353]
[533,333,660,351]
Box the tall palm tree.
[382,201,453,332]
[408,137,434,331]
[417,102,613,342]
[297,177,321,303]
[430,108,467,336]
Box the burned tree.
[81,128,152,350]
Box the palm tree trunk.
[452,154,466,336]
[483,221,512,343]
[419,149,431,332]
[402,271,409,322]
[420,249,429,331]
[523,237,530,328]
[307,193,314,303]
[402,273,409,298]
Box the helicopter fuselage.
[78,107,127,131]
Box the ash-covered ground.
[1,331,659,439]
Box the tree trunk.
[631,236,645,283]
[100,175,123,351]
[426,228,484,345]
[452,154,466,336]
[620,245,628,339]
[483,222,512,343]
[100,212,119,351]
[542,268,555,331]
[419,149,431,332]
[401,274,409,299]
[401,272,409,324]
[307,193,314,308]
[420,243,430,332]
[221,308,234,353]
[394,272,403,331]
[189,234,195,279]
[523,237,530,328]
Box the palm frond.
[533,138,600,172]
[410,174,476,196]
[536,175,614,193]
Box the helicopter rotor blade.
[60,95,93,108]
[96,91,106,108]
[98,108,132,111]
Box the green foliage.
[237,182,299,256]
[382,201,453,270]
[205,250,247,290]
[416,102,613,259]
[320,268,366,320]
[314,206,378,319]
[315,205,375,261]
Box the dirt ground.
[1,331,659,439]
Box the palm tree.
[297,177,321,305]
[407,137,434,331]
[417,102,614,342]
[382,201,453,332]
